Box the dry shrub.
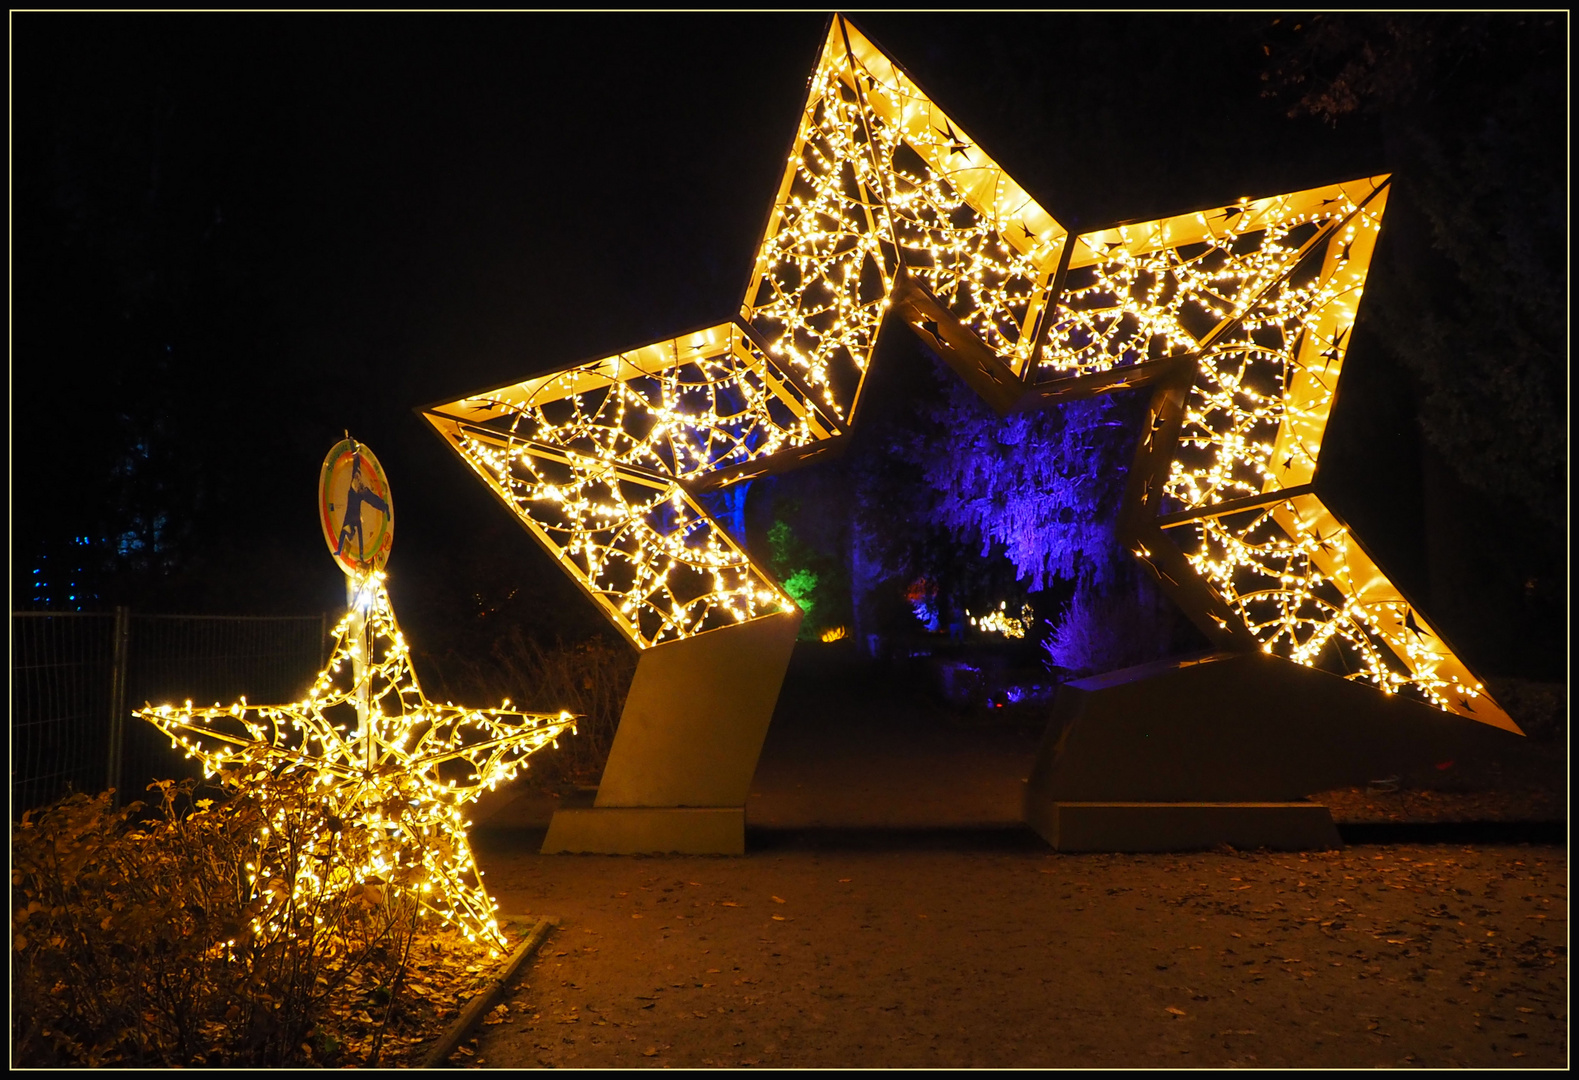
[423,628,636,787]
[1041,581,1175,678]
[10,776,482,1067]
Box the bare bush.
[421,628,636,787]
[1041,581,1175,678]
[10,777,457,1067]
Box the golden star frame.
[137,573,575,949]
[423,16,1518,846]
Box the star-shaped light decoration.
[421,15,1516,733]
[136,571,575,951]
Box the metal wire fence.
[11,610,327,817]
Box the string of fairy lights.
[969,601,1035,640]
[740,24,1062,418]
[850,39,1059,378]
[426,326,817,648]
[135,572,576,951]
[423,16,1511,728]
[740,50,895,422]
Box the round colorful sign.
[318,437,394,575]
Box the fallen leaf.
[771,915,786,921]
[1166,1006,1186,1016]
[838,878,851,883]
[771,896,786,904]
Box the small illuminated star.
[136,572,575,949]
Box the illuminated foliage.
[423,16,1514,731]
[912,374,1137,594]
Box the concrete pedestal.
[540,611,800,855]
[1024,651,1523,852]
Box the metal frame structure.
[422,16,1518,850]
[136,572,574,948]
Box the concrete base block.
[1026,652,1523,807]
[1030,801,1340,853]
[540,807,745,855]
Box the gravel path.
[468,839,1565,1068]
[461,650,1567,1068]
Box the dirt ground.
[463,649,1568,1069]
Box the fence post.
[108,606,130,804]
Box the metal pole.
[346,578,370,770]
[108,606,130,804]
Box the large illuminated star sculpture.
[422,15,1517,736]
[136,572,575,949]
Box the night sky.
[12,14,1565,674]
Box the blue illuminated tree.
[863,359,1182,674]
[914,375,1137,594]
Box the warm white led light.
[135,571,575,950]
[420,16,1512,731]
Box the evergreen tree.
[911,373,1141,594]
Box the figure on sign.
[336,452,389,564]
[319,435,394,575]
